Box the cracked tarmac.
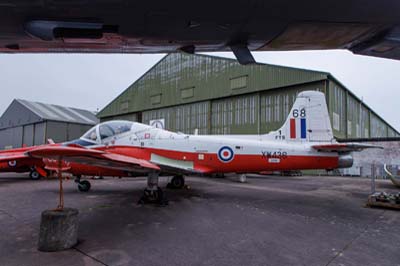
[0,173,399,266]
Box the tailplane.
[264,91,334,142]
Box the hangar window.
[181,87,194,99]
[233,95,256,126]
[230,76,248,90]
[151,94,162,105]
[120,100,129,112]
[211,99,233,134]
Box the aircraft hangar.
[97,53,399,140]
[0,99,99,149]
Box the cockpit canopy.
[82,121,134,143]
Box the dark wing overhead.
[1,1,400,64]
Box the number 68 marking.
[293,108,306,118]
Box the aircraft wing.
[1,1,400,64]
[311,143,383,152]
[0,149,45,174]
[0,152,29,162]
[27,146,160,173]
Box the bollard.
[38,208,79,252]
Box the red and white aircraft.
[0,91,380,204]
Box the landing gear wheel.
[29,170,41,180]
[167,175,185,189]
[139,187,167,205]
[78,180,91,192]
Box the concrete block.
[38,208,79,252]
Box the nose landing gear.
[139,172,167,205]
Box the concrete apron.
[38,208,79,252]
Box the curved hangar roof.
[0,99,99,129]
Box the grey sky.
[0,50,398,131]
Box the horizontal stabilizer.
[312,143,383,152]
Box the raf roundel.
[218,146,234,163]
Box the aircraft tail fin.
[264,91,334,142]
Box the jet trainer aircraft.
[1,1,400,64]
[0,91,380,205]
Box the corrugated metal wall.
[22,124,34,146]
[0,122,93,149]
[46,121,67,143]
[329,79,397,139]
[33,123,45,146]
[370,113,387,138]
[67,124,92,140]
[329,82,346,139]
[0,127,23,149]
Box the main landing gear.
[29,166,47,180]
[29,170,41,180]
[74,175,91,192]
[167,175,185,189]
[139,172,167,205]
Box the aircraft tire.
[29,170,41,180]
[169,175,185,189]
[78,180,91,192]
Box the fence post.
[371,163,376,194]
